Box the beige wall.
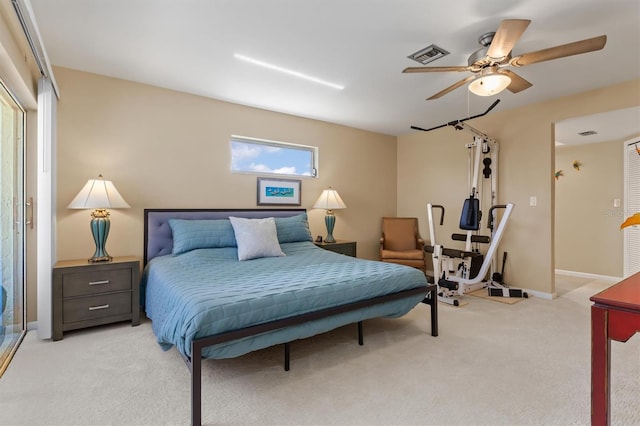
[41,67,640,324]
[555,139,629,277]
[0,1,39,108]
[54,67,398,271]
[397,79,640,296]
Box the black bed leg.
[284,342,290,371]
[191,344,202,426]
[429,287,439,337]
[357,321,363,345]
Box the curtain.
[36,76,56,339]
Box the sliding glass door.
[0,79,26,375]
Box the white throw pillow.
[229,216,286,261]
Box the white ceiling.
[29,0,640,137]
[556,106,640,147]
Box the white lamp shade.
[313,188,347,210]
[68,176,130,209]
[468,72,511,96]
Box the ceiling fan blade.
[486,19,531,60]
[511,35,607,67]
[403,66,470,73]
[427,76,475,100]
[500,69,532,93]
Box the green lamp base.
[324,210,336,243]
[89,209,112,263]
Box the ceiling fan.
[403,19,607,100]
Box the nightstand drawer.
[326,244,355,256]
[314,240,357,257]
[63,268,132,297]
[63,292,132,323]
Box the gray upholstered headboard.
[143,208,307,265]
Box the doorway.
[0,79,26,376]
[554,106,640,280]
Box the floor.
[554,272,603,297]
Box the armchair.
[379,217,426,271]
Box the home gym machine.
[417,113,527,306]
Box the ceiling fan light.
[468,73,511,96]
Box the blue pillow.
[274,213,313,243]
[168,219,237,255]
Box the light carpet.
[0,278,638,426]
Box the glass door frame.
[0,78,27,376]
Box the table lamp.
[313,187,347,243]
[68,174,130,262]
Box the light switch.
[613,198,621,208]
[529,196,537,207]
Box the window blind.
[624,140,640,277]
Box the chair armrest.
[416,238,425,249]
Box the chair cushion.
[380,249,424,260]
[382,258,425,270]
[382,218,417,251]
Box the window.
[230,136,317,177]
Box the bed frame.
[143,208,438,425]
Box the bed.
[142,208,438,425]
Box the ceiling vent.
[578,130,598,136]
[408,44,450,65]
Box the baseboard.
[27,321,38,332]
[523,289,555,300]
[555,269,621,282]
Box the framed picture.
[257,177,302,206]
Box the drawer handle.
[88,280,110,286]
[88,304,110,311]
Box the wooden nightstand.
[52,256,140,341]
[314,240,357,257]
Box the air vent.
[578,130,598,136]
[408,44,450,65]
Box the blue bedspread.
[143,242,427,359]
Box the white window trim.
[230,135,318,178]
